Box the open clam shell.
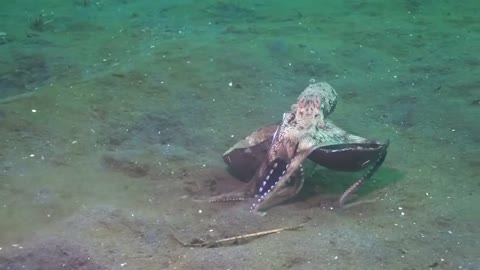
[309,140,389,172]
[222,125,278,180]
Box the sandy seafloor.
[0,1,479,269]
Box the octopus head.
[293,82,338,128]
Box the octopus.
[211,82,389,214]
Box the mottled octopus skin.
[212,82,388,214]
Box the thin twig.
[0,91,36,104]
[170,223,304,248]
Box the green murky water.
[0,1,479,269]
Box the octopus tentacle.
[339,140,389,206]
[208,177,258,203]
[250,158,289,211]
[209,196,248,202]
[291,165,305,197]
[249,164,305,213]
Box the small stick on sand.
[170,223,304,248]
[0,91,36,104]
